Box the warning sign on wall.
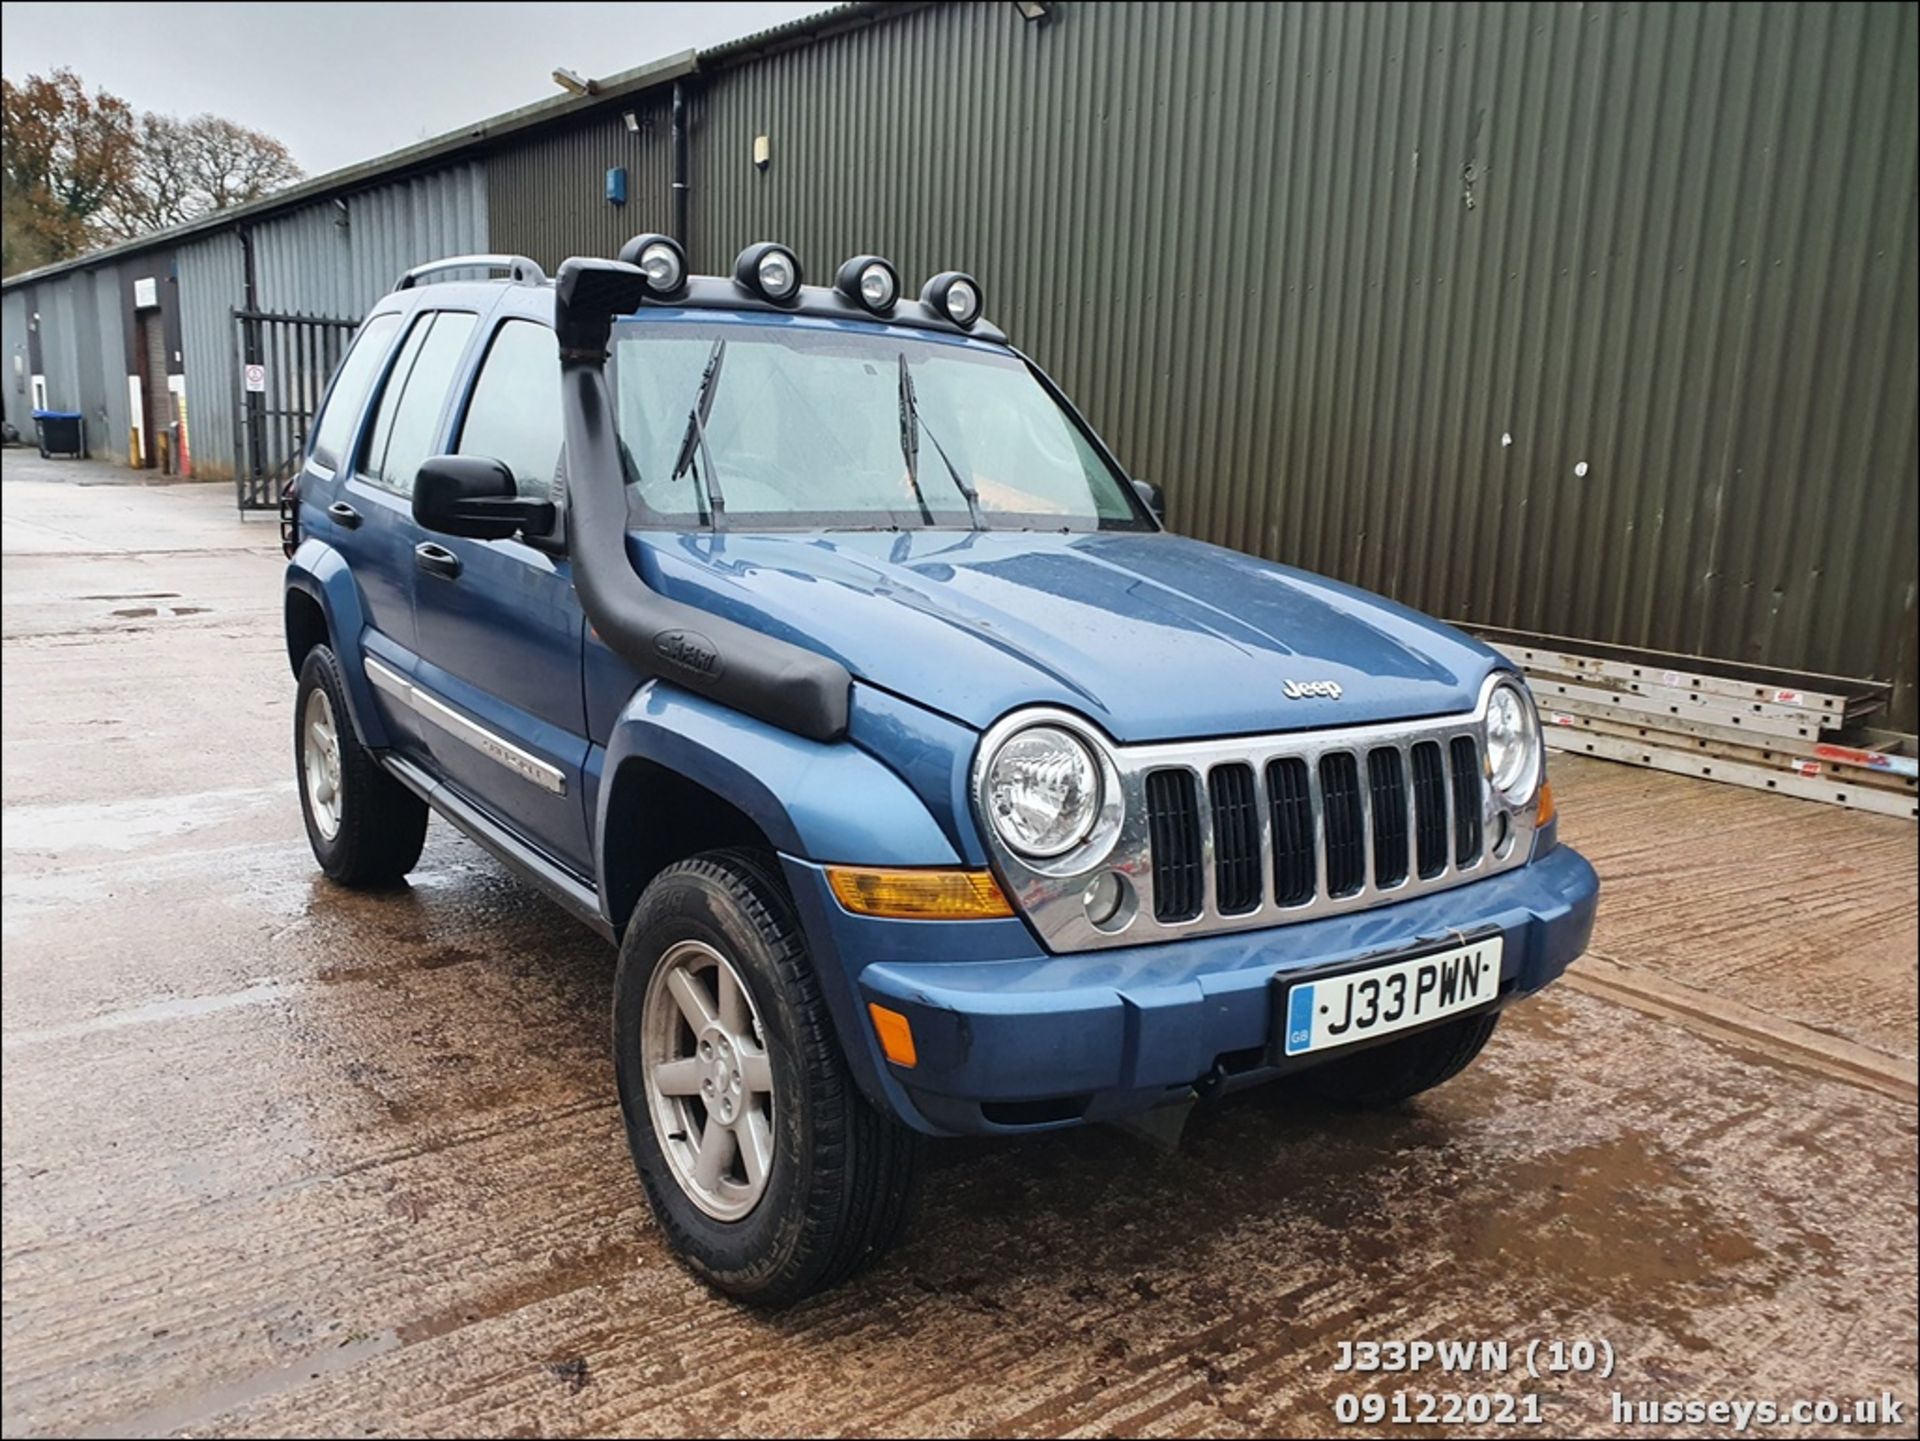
[244,364,266,393]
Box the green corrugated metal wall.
[494,1,1920,727]
[488,96,676,269]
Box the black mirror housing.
[1133,478,1165,524]
[413,455,555,540]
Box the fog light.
[1082,870,1135,932]
[734,241,803,303]
[920,270,984,329]
[835,254,899,314]
[618,232,686,294]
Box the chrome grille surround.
[971,673,1543,954]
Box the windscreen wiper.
[897,353,984,529]
[895,354,935,526]
[670,338,727,527]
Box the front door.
[408,316,592,872]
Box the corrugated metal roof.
[1,48,699,288]
[1,4,924,291]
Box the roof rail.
[394,254,548,290]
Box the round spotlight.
[616,233,687,295]
[921,270,984,328]
[834,254,900,314]
[734,241,802,304]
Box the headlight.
[985,725,1101,857]
[1485,681,1541,802]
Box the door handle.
[327,501,362,529]
[415,541,462,580]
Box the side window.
[357,310,477,496]
[309,312,401,472]
[359,314,431,484]
[455,320,562,501]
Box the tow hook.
[1193,1061,1229,1103]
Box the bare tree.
[182,115,302,212]
[105,113,198,236]
[105,111,303,240]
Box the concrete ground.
[3,449,1915,1439]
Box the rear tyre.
[613,848,923,1305]
[1299,1011,1501,1108]
[294,645,428,886]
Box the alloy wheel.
[303,686,344,840]
[640,939,777,1220]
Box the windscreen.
[609,319,1149,531]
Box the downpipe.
[552,257,852,743]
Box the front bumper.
[783,844,1598,1136]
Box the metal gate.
[232,309,357,510]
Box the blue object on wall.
[605,167,628,206]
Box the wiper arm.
[895,354,935,525]
[670,338,727,528]
[897,352,984,530]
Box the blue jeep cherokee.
[284,237,1599,1303]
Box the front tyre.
[294,645,428,886]
[1299,1010,1501,1108]
[614,849,922,1305]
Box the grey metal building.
[4,1,1915,726]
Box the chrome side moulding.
[363,656,567,796]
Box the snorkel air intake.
[553,257,852,742]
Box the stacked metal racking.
[1469,626,1917,821]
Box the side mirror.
[413,455,555,541]
[1133,478,1165,524]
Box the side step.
[382,753,614,940]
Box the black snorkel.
[552,256,852,743]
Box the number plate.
[1281,936,1503,1057]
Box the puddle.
[76,1328,402,1440]
[2,783,294,854]
[69,1243,639,1438]
[1,979,296,1051]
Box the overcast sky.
[0,1,830,176]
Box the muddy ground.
[3,452,1915,1438]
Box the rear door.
[300,309,424,749]
[337,307,478,746]
[409,314,592,872]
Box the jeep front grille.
[1151,740,1478,923]
[974,680,1543,954]
[1145,769,1205,922]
